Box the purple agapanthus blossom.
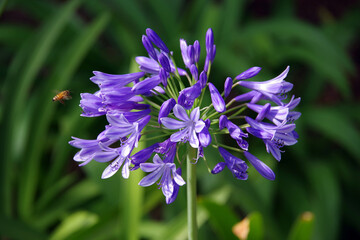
[70,28,300,203]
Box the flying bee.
[52,90,72,104]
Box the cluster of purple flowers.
[69,28,300,203]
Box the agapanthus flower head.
[70,28,300,203]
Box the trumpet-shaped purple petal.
[106,114,135,138]
[199,71,207,88]
[179,39,200,68]
[101,155,128,179]
[166,168,183,204]
[173,103,190,121]
[102,102,149,113]
[131,143,159,170]
[159,53,171,73]
[90,71,145,87]
[84,135,137,179]
[233,90,263,103]
[194,40,200,63]
[212,162,226,174]
[248,103,289,125]
[237,66,292,104]
[106,115,150,140]
[180,39,191,68]
[188,45,195,66]
[219,115,248,150]
[132,75,161,95]
[224,77,232,98]
[244,151,275,180]
[158,98,176,124]
[287,95,301,109]
[235,67,261,80]
[194,120,205,134]
[211,147,248,180]
[246,116,297,160]
[93,150,118,162]
[212,44,216,59]
[178,82,201,110]
[190,64,198,81]
[198,119,211,147]
[139,154,185,200]
[146,28,169,53]
[287,111,301,123]
[160,117,187,129]
[155,139,176,154]
[208,83,225,113]
[69,128,117,166]
[159,68,168,87]
[142,35,158,61]
[206,28,214,60]
[80,92,105,117]
[135,56,160,74]
[120,109,151,123]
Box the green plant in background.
[0,0,359,239]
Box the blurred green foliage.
[1,0,359,239]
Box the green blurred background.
[0,0,359,239]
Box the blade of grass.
[49,211,98,240]
[307,162,340,240]
[42,104,88,190]
[218,0,245,45]
[109,0,148,32]
[35,173,78,213]
[247,212,264,240]
[287,212,315,240]
[304,107,360,162]
[0,215,47,240]
[120,167,144,240]
[199,199,239,240]
[65,209,120,240]
[0,25,32,50]
[34,180,100,229]
[146,0,179,37]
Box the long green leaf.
[307,162,340,240]
[34,180,100,229]
[304,107,360,162]
[0,25,32,50]
[49,211,98,240]
[247,212,264,240]
[287,212,315,240]
[200,200,239,240]
[42,104,86,189]
[0,215,47,240]
[36,173,78,213]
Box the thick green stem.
[187,146,198,240]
